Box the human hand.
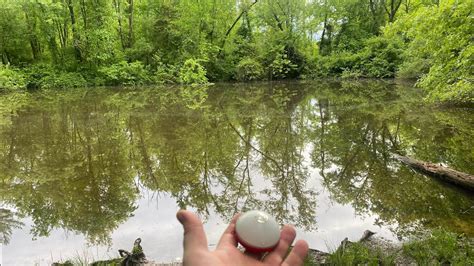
[176,210,309,266]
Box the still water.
[1,81,473,265]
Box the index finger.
[283,240,309,266]
[263,225,296,264]
[216,213,240,249]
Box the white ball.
[235,210,280,252]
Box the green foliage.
[52,260,74,266]
[0,209,24,245]
[235,58,264,81]
[90,258,122,266]
[314,52,361,77]
[22,65,86,89]
[314,36,402,78]
[327,243,395,265]
[153,64,179,84]
[0,64,25,90]
[0,0,471,103]
[132,245,143,254]
[341,68,363,79]
[269,47,298,79]
[178,59,208,85]
[39,72,87,89]
[99,61,151,86]
[384,0,474,103]
[151,54,179,84]
[403,230,474,265]
[358,36,403,78]
[321,231,474,265]
[396,59,430,79]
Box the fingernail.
[177,210,186,224]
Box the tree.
[385,0,473,103]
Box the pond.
[1,80,473,265]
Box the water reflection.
[308,81,474,237]
[0,208,23,244]
[0,81,473,247]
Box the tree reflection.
[308,81,474,237]
[0,208,23,244]
[0,89,138,244]
[215,84,317,230]
[0,81,473,245]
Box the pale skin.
[176,210,309,266]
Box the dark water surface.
[1,81,473,265]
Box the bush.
[151,54,179,84]
[309,52,360,78]
[21,64,87,89]
[235,58,264,81]
[396,58,430,79]
[178,59,208,84]
[153,64,179,84]
[323,52,361,76]
[150,53,178,84]
[39,72,87,89]
[99,61,151,86]
[0,64,26,90]
[22,64,55,89]
[341,68,363,79]
[269,48,297,79]
[311,36,402,79]
[358,36,403,78]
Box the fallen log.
[392,153,474,190]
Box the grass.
[304,229,473,265]
[403,230,474,265]
[326,243,395,265]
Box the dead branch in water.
[392,153,474,190]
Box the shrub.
[178,59,208,84]
[0,64,26,90]
[235,58,264,81]
[310,52,360,78]
[310,36,402,79]
[396,58,430,79]
[154,64,179,84]
[22,64,56,89]
[99,61,151,86]
[151,54,179,84]
[341,68,363,79]
[21,64,87,89]
[358,36,403,78]
[269,49,297,79]
[39,72,87,89]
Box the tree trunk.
[80,0,87,29]
[383,0,402,22]
[67,0,82,61]
[127,0,134,48]
[113,0,126,50]
[23,10,41,60]
[1,52,9,65]
[319,14,327,54]
[393,153,474,190]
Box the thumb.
[177,210,208,252]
